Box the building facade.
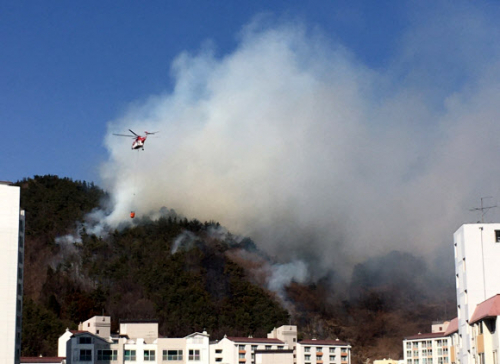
[210,336,288,364]
[0,182,25,364]
[454,224,500,364]
[403,332,452,364]
[296,339,351,364]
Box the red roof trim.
[444,318,459,335]
[470,294,500,324]
[299,339,350,346]
[20,357,65,363]
[405,332,446,340]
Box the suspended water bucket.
[130,211,136,219]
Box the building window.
[189,349,200,361]
[252,346,258,352]
[317,347,323,352]
[316,356,322,360]
[407,351,412,357]
[125,350,137,361]
[216,349,223,354]
[408,360,412,364]
[341,348,347,353]
[164,350,183,361]
[407,343,412,349]
[265,346,272,350]
[145,350,156,361]
[495,230,500,242]
[239,353,245,359]
[278,346,284,350]
[239,345,246,351]
[78,336,92,344]
[98,350,117,361]
[305,355,311,361]
[330,355,336,361]
[216,359,222,362]
[330,348,336,353]
[305,347,311,353]
[79,349,92,361]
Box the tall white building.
[0,182,25,364]
[453,224,500,364]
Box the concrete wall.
[0,184,23,364]
[454,224,500,364]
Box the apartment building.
[210,336,290,364]
[453,224,500,364]
[0,182,25,364]
[403,331,452,364]
[296,339,351,364]
[59,316,210,364]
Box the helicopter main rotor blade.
[113,134,136,137]
[129,129,139,136]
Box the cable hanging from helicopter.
[113,129,159,218]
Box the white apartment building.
[60,316,210,364]
[296,339,351,364]
[0,182,25,364]
[453,224,500,364]
[210,336,289,364]
[403,330,452,364]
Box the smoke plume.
[100,4,500,280]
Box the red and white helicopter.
[113,129,158,150]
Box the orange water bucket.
[130,211,136,218]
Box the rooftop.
[226,337,284,344]
[404,332,446,340]
[300,339,350,346]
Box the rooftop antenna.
[470,197,497,223]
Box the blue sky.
[0,0,410,183]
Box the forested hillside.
[16,175,289,356]
[16,175,456,363]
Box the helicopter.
[113,129,158,150]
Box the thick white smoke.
[100,5,500,278]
